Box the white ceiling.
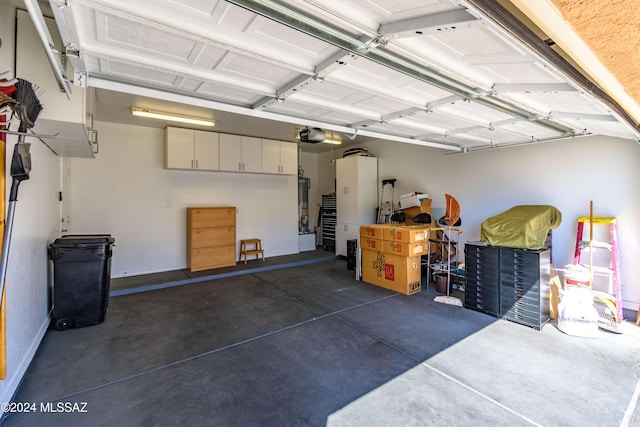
[45,0,640,153]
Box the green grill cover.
[480,205,562,249]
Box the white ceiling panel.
[403,111,480,132]
[361,122,429,138]
[99,59,180,87]
[359,0,458,25]
[428,26,517,60]
[248,17,335,60]
[171,0,218,15]
[355,96,414,116]
[191,44,229,69]
[500,121,565,140]
[216,53,297,85]
[265,100,333,118]
[197,81,266,105]
[555,118,634,140]
[481,61,565,85]
[100,15,199,61]
[437,100,515,125]
[41,0,638,155]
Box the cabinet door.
[336,158,359,223]
[241,136,262,172]
[219,134,243,171]
[261,139,281,174]
[280,142,298,175]
[356,157,379,224]
[166,127,195,169]
[194,131,219,170]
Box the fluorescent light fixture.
[130,107,215,127]
[323,136,342,145]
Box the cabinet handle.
[239,162,242,171]
[192,160,194,168]
[196,160,199,168]
[90,130,99,154]
[344,224,348,231]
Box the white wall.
[66,122,299,277]
[0,0,63,404]
[319,136,640,310]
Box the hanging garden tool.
[0,63,18,380]
[0,78,42,319]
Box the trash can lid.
[51,235,115,247]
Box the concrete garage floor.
[4,251,640,426]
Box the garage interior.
[1,0,640,425]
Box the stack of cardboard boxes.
[360,224,431,295]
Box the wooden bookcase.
[187,207,236,272]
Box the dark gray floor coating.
[4,255,640,426]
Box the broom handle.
[0,133,24,311]
[0,200,16,310]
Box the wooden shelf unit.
[187,207,236,272]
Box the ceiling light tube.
[130,107,215,127]
[323,137,342,145]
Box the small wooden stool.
[240,239,265,264]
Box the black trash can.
[49,235,115,330]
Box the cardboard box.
[361,249,422,295]
[360,237,383,251]
[360,224,387,239]
[383,240,428,257]
[383,225,430,243]
[399,193,428,209]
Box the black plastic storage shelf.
[464,243,551,330]
[464,243,501,318]
[49,235,115,330]
[500,247,551,330]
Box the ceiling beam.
[426,95,465,111]
[382,107,424,122]
[547,111,618,122]
[378,8,478,38]
[492,83,577,93]
[253,47,360,109]
[252,74,314,109]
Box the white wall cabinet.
[166,131,297,175]
[165,127,219,170]
[262,140,298,174]
[335,156,378,256]
[219,134,262,173]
